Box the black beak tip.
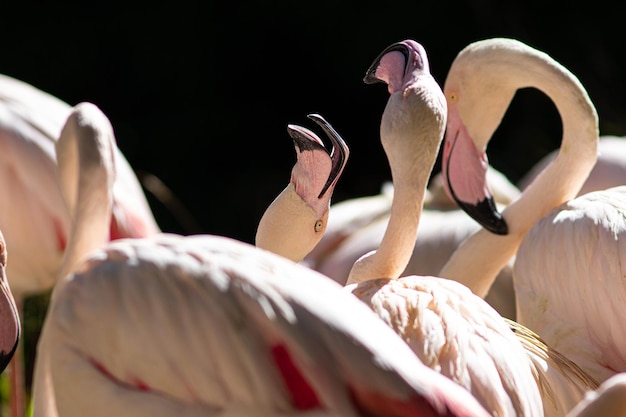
[363,70,381,84]
[457,198,509,235]
[485,217,509,235]
[0,337,19,374]
[363,41,411,85]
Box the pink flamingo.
[0,73,161,417]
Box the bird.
[431,38,603,415]
[0,73,162,417]
[0,73,161,297]
[344,39,448,286]
[0,229,20,376]
[513,186,626,385]
[45,235,493,417]
[349,275,545,417]
[303,168,520,319]
[32,101,491,417]
[399,39,626,395]
[255,113,349,263]
[346,40,598,417]
[437,37,599,302]
[340,39,549,417]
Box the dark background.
[2,1,626,244]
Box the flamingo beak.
[363,41,410,85]
[0,264,20,373]
[306,114,349,199]
[287,115,349,200]
[442,109,508,235]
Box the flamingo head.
[439,39,523,235]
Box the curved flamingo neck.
[55,103,116,288]
[347,78,446,284]
[439,40,598,297]
[504,74,598,233]
[358,180,426,280]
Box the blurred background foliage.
[1,0,626,412]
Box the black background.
[3,1,625,244]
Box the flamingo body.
[0,73,160,297]
[45,234,491,417]
[347,275,541,417]
[514,186,626,384]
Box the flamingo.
[303,168,520,318]
[46,236,493,417]
[337,39,551,416]
[0,73,161,296]
[344,39,448,285]
[0,73,161,417]
[437,37,598,301]
[33,102,491,417]
[432,38,603,415]
[345,38,607,417]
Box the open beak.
[287,114,349,200]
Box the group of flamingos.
[0,37,625,416]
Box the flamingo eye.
[449,93,458,102]
[314,220,324,233]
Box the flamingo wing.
[45,234,490,417]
